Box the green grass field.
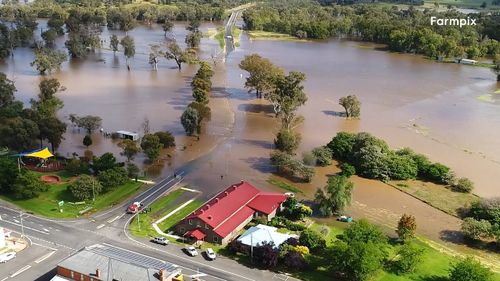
[0,171,143,218]
[267,178,304,194]
[157,200,203,232]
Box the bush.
[388,154,418,180]
[299,229,326,253]
[396,214,417,242]
[70,175,102,201]
[461,217,492,241]
[66,158,89,175]
[253,241,279,269]
[340,162,356,177]
[98,167,128,190]
[454,177,474,193]
[468,198,500,225]
[12,171,48,199]
[283,250,307,270]
[92,152,117,174]
[449,257,493,281]
[424,163,451,184]
[390,242,424,274]
[326,132,356,161]
[274,129,301,154]
[154,131,175,148]
[311,146,332,166]
[302,152,316,166]
[343,219,387,245]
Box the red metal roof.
[185,229,206,240]
[183,181,287,239]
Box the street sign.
[58,201,64,207]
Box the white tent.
[237,224,293,248]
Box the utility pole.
[137,211,140,231]
[250,232,253,263]
[20,211,25,238]
[92,180,96,202]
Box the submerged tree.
[314,175,354,216]
[30,48,67,75]
[181,107,200,136]
[165,41,187,70]
[239,54,283,98]
[339,95,361,118]
[162,20,173,37]
[110,34,119,54]
[493,54,500,81]
[120,35,135,71]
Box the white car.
[0,252,16,263]
[152,237,169,246]
[205,248,216,260]
[284,192,295,198]
[186,246,198,257]
[225,35,233,39]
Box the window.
[213,236,218,243]
[205,223,209,229]
[70,271,74,278]
[80,274,84,281]
[189,219,192,225]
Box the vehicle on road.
[225,35,233,39]
[127,202,144,214]
[206,248,216,260]
[284,192,295,198]
[0,252,16,263]
[152,237,169,245]
[186,246,198,257]
[337,215,353,223]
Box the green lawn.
[157,200,204,232]
[0,172,143,218]
[214,26,225,49]
[267,178,304,194]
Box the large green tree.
[30,48,67,75]
[165,41,187,70]
[119,139,140,162]
[70,174,102,201]
[339,95,361,118]
[449,257,493,281]
[120,35,135,70]
[181,107,200,136]
[239,54,283,98]
[140,134,162,162]
[315,175,354,216]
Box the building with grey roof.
[50,243,182,281]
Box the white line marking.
[32,242,57,251]
[10,265,31,277]
[43,228,50,232]
[0,220,49,235]
[96,224,105,229]
[35,251,56,263]
[107,215,120,223]
[0,276,8,281]
[13,220,19,223]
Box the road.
[0,164,299,281]
[224,10,240,54]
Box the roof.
[183,181,287,238]
[50,276,72,281]
[185,229,206,240]
[57,243,180,281]
[15,147,54,159]
[237,224,293,248]
[116,130,139,136]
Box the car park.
[205,248,216,260]
[152,237,169,245]
[186,246,198,257]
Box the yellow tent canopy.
[17,147,54,160]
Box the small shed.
[116,130,139,141]
[458,58,478,65]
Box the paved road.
[224,10,240,54]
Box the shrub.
[283,250,307,270]
[299,229,326,253]
[396,214,417,242]
[274,129,301,154]
[254,241,279,268]
[449,257,493,281]
[340,162,356,177]
[388,154,418,180]
[12,171,48,199]
[468,198,500,225]
[302,152,316,166]
[154,131,175,148]
[461,217,492,241]
[326,132,356,161]
[98,167,128,190]
[424,163,450,184]
[70,175,102,201]
[312,146,332,166]
[391,242,424,274]
[343,219,387,245]
[454,177,474,193]
[66,158,89,175]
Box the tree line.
[242,1,500,62]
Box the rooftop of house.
[56,243,180,281]
[185,181,287,238]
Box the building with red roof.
[175,181,287,244]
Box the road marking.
[96,224,105,229]
[43,228,50,232]
[0,276,8,281]
[35,251,56,263]
[0,220,49,235]
[32,242,57,251]
[10,265,31,278]
[191,273,208,277]
[107,215,120,223]
[13,220,19,223]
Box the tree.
[0,117,39,152]
[120,35,135,70]
[493,54,500,81]
[119,139,140,162]
[329,240,387,281]
[343,219,387,245]
[388,154,418,180]
[461,217,492,241]
[270,150,315,182]
[110,34,119,54]
[12,171,48,199]
[312,146,332,166]
[239,54,283,98]
[30,48,67,75]
[449,257,493,281]
[83,134,92,148]
[92,152,117,174]
[141,134,162,162]
[390,242,424,274]
[41,29,58,46]
[283,250,307,270]
[299,229,326,253]
[38,117,67,151]
[396,214,417,242]
[0,156,19,193]
[454,177,474,193]
[185,31,202,49]
[253,241,279,268]
[65,158,89,176]
[0,72,16,109]
[31,78,64,117]
[340,162,356,177]
[98,166,128,191]
[339,95,361,118]
[188,102,211,122]
[268,71,307,130]
[327,132,356,161]
[315,175,354,216]
[154,131,175,148]
[425,163,451,184]
[274,129,301,154]
[70,175,101,201]
[181,107,200,136]
[162,20,173,37]
[126,163,140,180]
[73,115,102,135]
[165,41,187,70]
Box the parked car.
[152,237,169,246]
[186,246,198,257]
[225,35,233,39]
[284,192,295,198]
[0,252,16,263]
[337,215,353,223]
[205,248,216,260]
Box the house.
[50,243,183,281]
[175,181,287,245]
[237,224,295,248]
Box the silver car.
[152,237,169,246]
[186,246,198,257]
[0,252,16,263]
[205,248,216,260]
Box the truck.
[127,202,144,214]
